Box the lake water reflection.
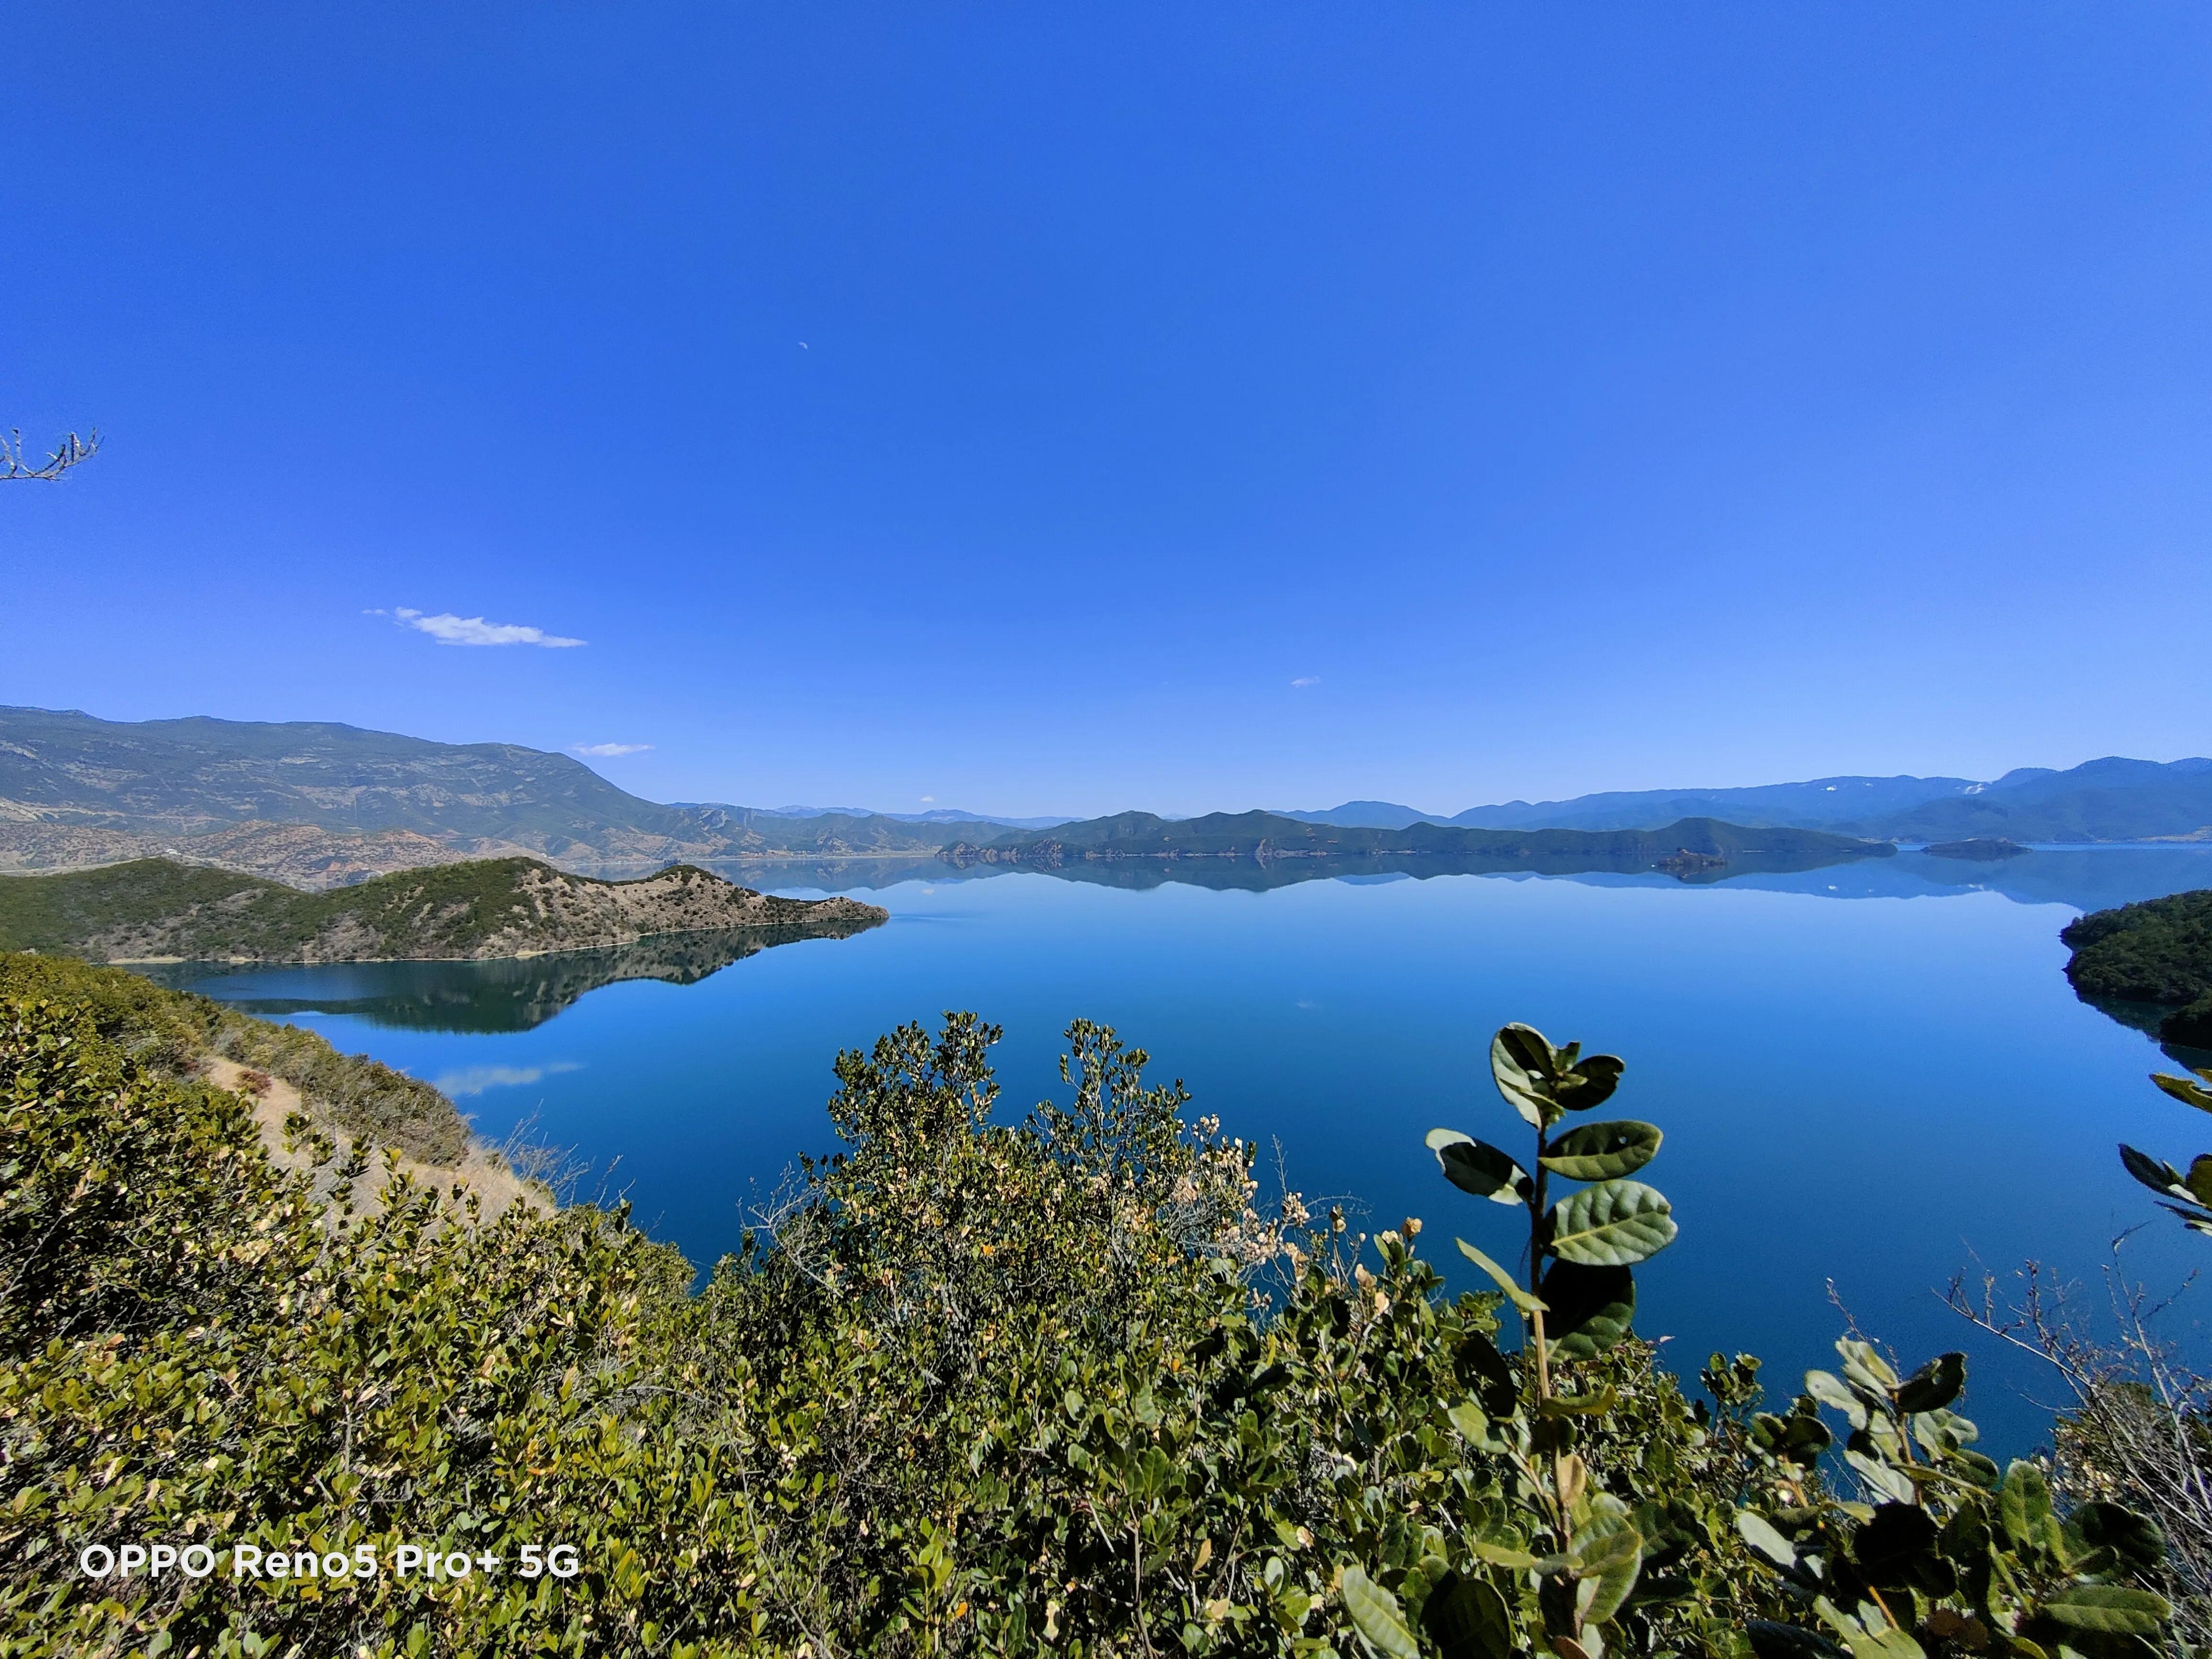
[166,845,2212,1454]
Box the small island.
[0,856,886,965]
[1923,837,2030,861]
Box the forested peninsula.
[2063,887,2212,1047]
[0,856,885,965]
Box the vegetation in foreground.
[2062,890,2212,1049]
[0,952,470,1163]
[0,973,2187,1657]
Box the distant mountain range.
[942,812,1890,872]
[1273,758,2212,843]
[3,707,2206,888]
[724,804,1074,830]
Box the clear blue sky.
[5,4,2209,817]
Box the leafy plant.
[1424,1022,1678,1657]
[1734,1336,2172,1659]
[2118,1061,2212,1235]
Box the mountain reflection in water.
[139,925,858,1033]
[712,844,2212,917]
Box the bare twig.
[1943,1239,2212,1640]
[1,428,100,482]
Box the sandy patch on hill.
[199,1054,543,1221]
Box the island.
[1922,837,2030,861]
[0,856,887,965]
[2061,887,2212,1048]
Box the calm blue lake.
[167,845,2212,1455]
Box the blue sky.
[4,4,2209,818]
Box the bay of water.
[166,845,2212,1454]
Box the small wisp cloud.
[573,742,653,757]
[1291,675,1320,688]
[369,608,586,648]
[432,1062,583,1098]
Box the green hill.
[0,856,886,964]
[2063,887,2212,1046]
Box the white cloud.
[920,795,935,803]
[391,607,585,648]
[573,742,653,757]
[433,1061,582,1098]
[1291,675,1320,688]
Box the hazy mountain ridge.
[0,706,719,858]
[1274,757,2212,841]
[0,708,1013,874]
[0,819,491,890]
[720,804,1074,830]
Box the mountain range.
[1272,759,2212,842]
[3,706,2207,887]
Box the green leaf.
[1491,1024,1624,1126]
[1469,1537,1553,1572]
[1491,1024,1559,1128]
[1804,1370,1869,1429]
[1538,1261,1636,1359]
[1557,1053,1625,1115]
[1539,1119,1660,1181]
[2188,1154,2212,1209]
[1999,1460,2064,1561]
[1456,1238,1546,1316]
[1427,1129,1534,1205]
[1421,1571,1515,1659]
[1546,1181,1677,1267]
[1843,1624,1926,1659]
[2151,1069,2212,1114]
[1844,1448,1916,1507]
[1455,1329,1519,1418]
[1737,1512,1799,1571]
[1746,1623,1852,1659]
[1538,1385,1618,1417]
[1570,1526,1641,1626]
[1850,1503,1937,1586]
[2119,1143,2190,1200]
[1836,1339,1899,1401]
[1891,1351,1965,1414]
[1340,1566,1421,1659]
[2066,1499,2166,1574]
[2036,1585,2171,1636]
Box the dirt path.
[199,1055,543,1221]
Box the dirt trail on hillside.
[200,1055,542,1221]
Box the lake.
[162,844,2212,1455]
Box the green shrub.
[0,994,2175,1658]
[0,952,469,1163]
